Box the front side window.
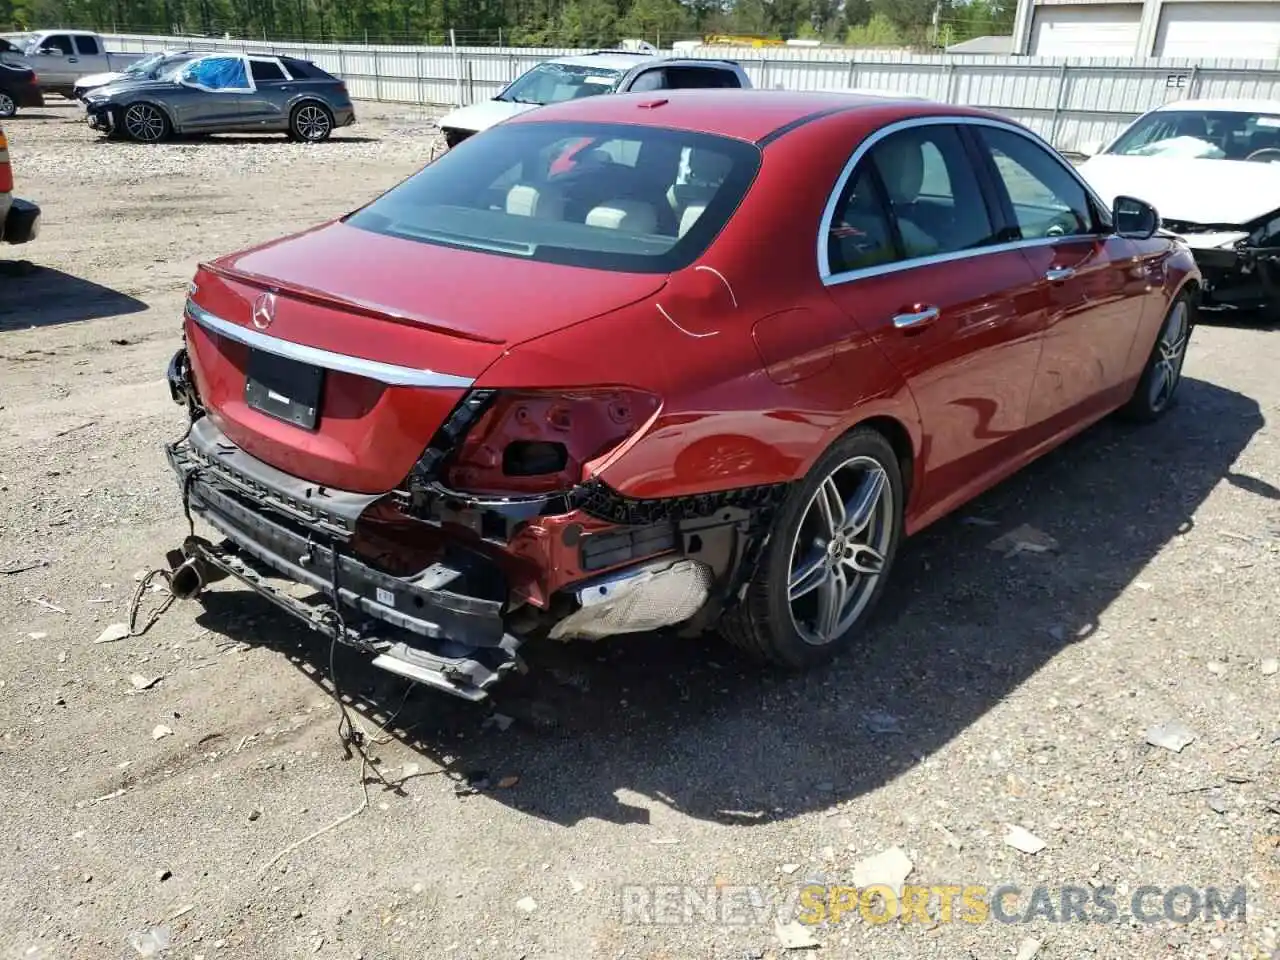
[1108,109,1280,161]
[977,126,1094,240]
[346,121,760,273]
[498,63,622,106]
[827,123,998,274]
[40,35,74,55]
[181,56,251,92]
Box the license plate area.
[245,349,323,431]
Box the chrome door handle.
[1045,267,1075,282]
[892,305,940,329]
[67,56,78,62]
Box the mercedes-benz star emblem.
[252,292,277,331]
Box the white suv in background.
[437,50,752,148]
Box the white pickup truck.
[0,31,143,99]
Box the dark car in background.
[82,52,355,143]
[0,62,43,118]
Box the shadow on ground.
[0,264,148,329]
[192,376,1265,827]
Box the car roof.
[507,88,981,144]
[1152,98,1280,114]
[548,51,658,71]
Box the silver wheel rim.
[124,103,165,142]
[0,93,14,116]
[788,455,894,646]
[295,105,329,140]
[1148,300,1189,411]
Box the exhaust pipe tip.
[169,558,206,601]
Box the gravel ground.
[1,98,1279,960]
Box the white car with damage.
[1077,99,1280,320]
[435,50,751,149]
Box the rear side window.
[282,58,333,80]
[346,121,761,274]
[827,123,998,273]
[975,126,1095,240]
[75,35,100,55]
[666,67,741,89]
[250,59,287,82]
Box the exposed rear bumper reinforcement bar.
[166,424,524,701]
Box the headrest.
[506,183,565,220]
[875,136,925,204]
[586,200,658,234]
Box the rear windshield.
[346,121,760,273]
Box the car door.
[172,55,253,130]
[821,120,1046,519]
[72,35,110,77]
[33,34,76,86]
[970,123,1149,427]
[239,57,291,127]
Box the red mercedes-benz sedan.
[163,90,1199,700]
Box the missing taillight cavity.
[503,440,568,477]
[446,388,661,495]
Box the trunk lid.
[185,221,667,494]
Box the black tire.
[288,102,333,142]
[1119,289,1195,422]
[0,92,15,119]
[119,102,171,143]
[719,427,905,669]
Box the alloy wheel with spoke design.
[788,456,894,645]
[1122,291,1195,423]
[0,93,15,119]
[1147,299,1189,412]
[123,103,167,143]
[292,104,332,142]
[719,428,904,668]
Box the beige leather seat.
[873,136,940,257]
[585,200,659,234]
[506,183,566,221]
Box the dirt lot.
[1,98,1278,960]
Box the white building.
[1011,0,1280,58]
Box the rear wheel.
[1120,290,1194,422]
[0,93,15,118]
[121,102,170,143]
[720,428,904,668]
[289,102,333,142]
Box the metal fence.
[102,32,1280,152]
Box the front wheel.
[120,102,170,143]
[1119,290,1194,422]
[289,102,333,142]
[719,427,905,669]
[0,92,15,119]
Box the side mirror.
[39,46,62,56]
[1114,195,1160,240]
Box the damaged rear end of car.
[161,115,779,701]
